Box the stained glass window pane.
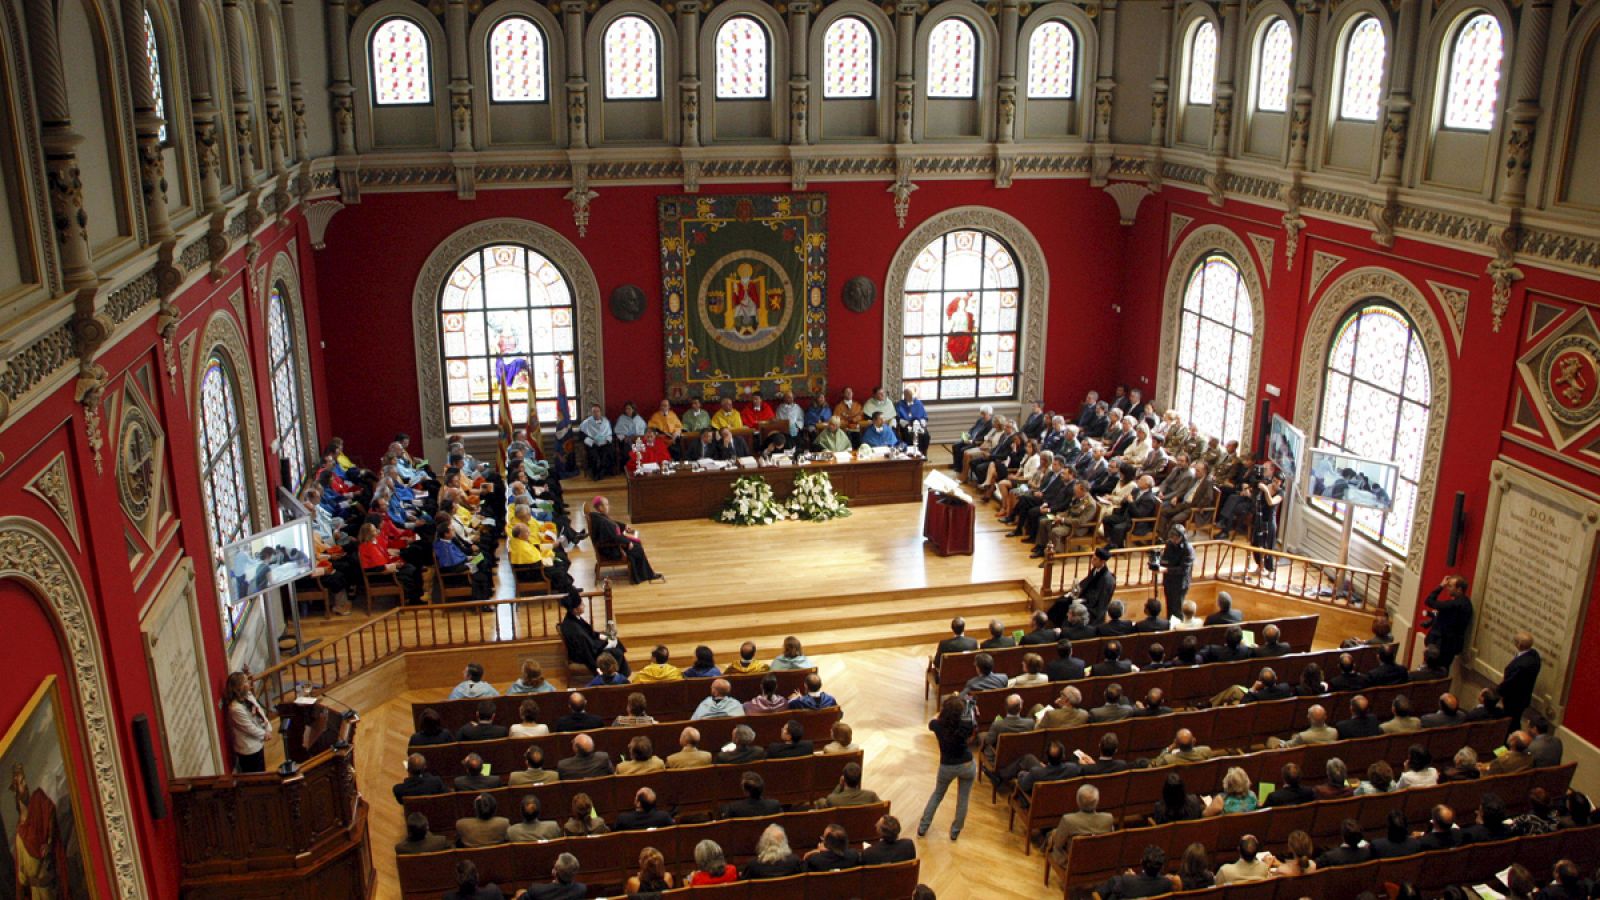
[604,15,659,99]
[267,285,308,491]
[371,17,431,105]
[1256,19,1293,113]
[899,230,1022,403]
[823,17,874,99]
[1027,20,1075,99]
[927,19,977,99]
[1188,21,1217,105]
[489,16,546,103]
[1311,304,1431,556]
[439,244,581,430]
[1443,13,1502,131]
[200,355,253,642]
[715,16,768,99]
[1340,17,1386,121]
[1172,253,1254,445]
[144,10,168,142]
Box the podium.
[924,488,976,556]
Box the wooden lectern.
[923,476,975,556]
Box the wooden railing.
[250,582,614,712]
[1042,540,1390,612]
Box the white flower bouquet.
[717,475,790,526]
[786,470,851,521]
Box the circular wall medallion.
[610,284,647,322]
[1541,333,1600,426]
[842,275,876,313]
[118,407,158,520]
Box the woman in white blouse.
[225,671,271,773]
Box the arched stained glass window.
[1339,16,1386,121]
[927,19,977,99]
[1174,253,1254,446]
[143,9,168,142]
[489,16,547,103]
[371,17,432,105]
[1256,18,1293,113]
[1442,13,1503,130]
[901,230,1021,402]
[823,17,874,99]
[199,354,253,642]
[1314,304,1432,555]
[439,244,580,429]
[1027,20,1076,99]
[604,15,660,99]
[267,284,308,490]
[1188,21,1218,105]
[715,15,769,99]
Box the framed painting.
[0,676,98,900]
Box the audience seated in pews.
[788,673,839,711]
[453,753,502,792]
[553,692,604,733]
[725,641,771,675]
[1046,785,1115,864]
[511,851,585,900]
[720,771,782,819]
[625,847,676,894]
[823,722,858,755]
[508,746,558,786]
[561,794,607,836]
[743,824,805,879]
[717,725,765,764]
[446,860,505,900]
[394,753,447,804]
[616,736,665,775]
[449,663,500,701]
[666,727,712,769]
[815,762,881,809]
[555,734,613,780]
[457,701,509,742]
[615,787,674,831]
[396,811,451,855]
[684,645,722,679]
[767,719,814,758]
[455,793,510,847]
[771,636,815,671]
[803,824,861,872]
[744,674,789,715]
[505,794,562,843]
[688,839,739,885]
[611,692,656,728]
[509,700,549,739]
[694,678,746,720]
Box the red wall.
[313,179,1130,458]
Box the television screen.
[1305,449,1399,512]
[220,518,316,607]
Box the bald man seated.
[556,734,615,780]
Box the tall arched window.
[439,244,580,429]
[823,16,874,99]
[715,16,769,99]
[1314,304,1431,555]
[1027,20,1076,99]
[1187,21,1218,105]
[489,16,547,103]
[1173,253,1254,445]
[604,15,660,99]
[1339,16,1386,121]
[1255,18,1293,113]
[267,284,309,490]
[927,19,977,98]
[371,17,431,105]
[143,9,169,142]
[199,354,254,641]
[901,230,1020,402]
[1442,13,1503,130]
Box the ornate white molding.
[1102,182,1153,225]
[192,312,272,533]
[303,199,345,250]
[880,206,1050,414]
[411,218,606,461]
[269,251,321,461]
[1167,213,1194,256]
[1248,234,1276,287]
[1308,250,1346,299]
[23,452,79,549]
[0,517,149,899]
[1427,280,1470,353]
[1156,225,1269,448]
[1293,268,1452,577]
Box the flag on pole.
[525,363,544,461]
[496,364,515,474]
[553,357,576,478]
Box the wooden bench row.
[397,801,890,899]
[988,674,1448,780]
[1013,718,1509,849]
[931,615,1320,697]
[412,707,845,779]
[415,669,818,733]
[969,644,1382,724]
[404,751,864,836]
[1148,823,1600,900]
[1054,764,1579,893]
[619,859,920,899]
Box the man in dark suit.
[395,812,452,854]
[1497,632,1542,730]
[1460,794,1514,844]
[1016,740,1082,796]
[1090,643,1134,678]
[1087,683,1135,721]
[1204,592,1242,625]
[804,824,863,872]
[1263,763,1315,806]
[556,734,615,780]
[1019,611,1060,646]
[683,430,718,461]
[1364,644,1409,686]
[1422,574,1473,670]
[1103,476,1160,549]
[588,496,662,584]
[1252,624,1292,657]
[1099,844,1172,900]
[951,408,995,470]
[457,700,509,742]
[1335,695,1382,739]
[1368,811,1423,859]
[1463,686,1504,721]
[934,616,978,669]
[1202,625,1253,663]
[1416,805,1460,850]
[1020,400,1047,439]
[1045,639,1087,681]
[1132,598,1170,633]
[1155,524,1195,618]
[720,772,783,819]
[453,753,504,792]
[1327,653,1368,693]
[1317,820,1377,867]
[1009,458,1071,537]
[1080,733,1130,775]
[861,816,916,865]
[615,787,674,830]
[1242,668,1293,703]
[1095,600,1135,637]
[1132,688,1172,717]
[980,618,1016,649]
[522,853,587,900]
[393,753,447,804]
[553,692,604,732]
[765,719,815,758]
[1420,693,1467,729]
[715,724,767,764]
[1060,604,1098,640]
[1074,548,1117,626]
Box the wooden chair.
[293,574,338,620]
[359,565,407,614]
[1190,492,1223,538]
[1055,504,1105,555]
[1125,516,1162,548]
[434,566,476,604]
[507,562,550,597]
[586,511,633,582]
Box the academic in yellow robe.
[632,663,684,683]
[710,409,744,432]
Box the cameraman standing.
[1154,525,1194,619]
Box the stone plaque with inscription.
[142,561,222,777]
[1468,460,1600,721]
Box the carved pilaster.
[1280,180,1306,271]
[998,88,1016,142]
[895,84,914,143]
[1486,225,1523,333]
[682,158,701,193]
[45,135,96,288]
[1368,191,1399,248]
[124,0,174,242]
[565,162,597,236]
[1092,0,1118,143]
[1211,94,1233,154]
[677,0,703,147]
[788,0,814,144]
[681,86,700,146]
[233,106,257,182]
[894,0,919,143]
[790,83,809,143]
[193,108,224,213]
[563,0,588,148]
[997,0,1021,144]
[280,0,309,161]
[450,89,472,149]
[1287,0,1321,171]
[1150,89,1168,145]
[1496,0,1551,207]
[790,157,808,191]
[264,99,289,175]
[1377,101,1409,186]
[72,300,113,475]
[332,91,355,154]
[888,156,917,227]
[327,0,356,154]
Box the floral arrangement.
[787,470,851,521]
[716,476,789,526]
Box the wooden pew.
[931,615,1320,698]
[1013,719,1511,850]
[396,802,890,899]
[1051,763,1579,893]
[643,859,922,898]
[416,668,817,733]
[403,751,864,835]
[412,707,845,778]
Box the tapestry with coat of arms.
[659,193,828,401]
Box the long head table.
[625,455,927,522]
